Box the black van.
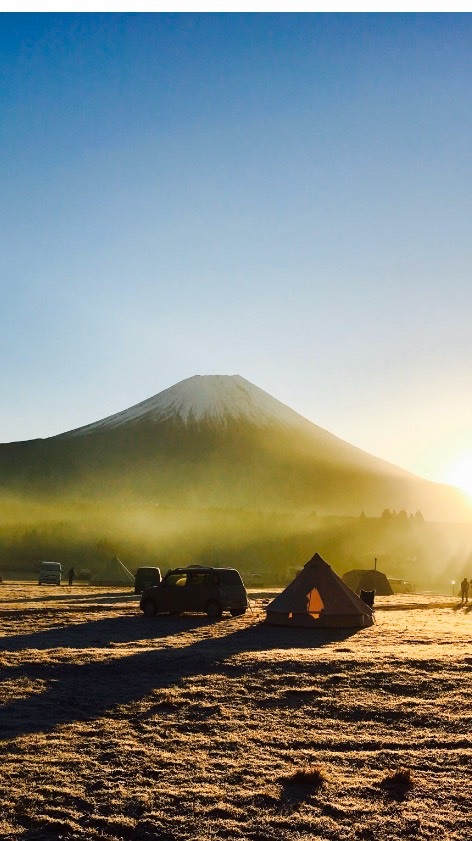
[134,566,162,594]
[140,566,248,620]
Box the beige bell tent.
[266,552,374,628]
[92,556,135,586]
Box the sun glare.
[444,452,472,499]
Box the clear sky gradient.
[2,13,472,488]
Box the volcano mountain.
[0,374,468,521]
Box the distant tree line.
[380,509,424,522]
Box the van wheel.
[206,601,223,621]
[230,608,246,617]
[142,599,157,617]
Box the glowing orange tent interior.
[266,552,374,628]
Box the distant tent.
[387,578,413,594]
[266,553,374,628]
[92,556,135,586]
[342,569,393,596]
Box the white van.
[38,561,62,585]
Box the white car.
[38,561,62,585]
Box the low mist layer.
[1,494,471,592]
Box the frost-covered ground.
[0,585,471,840]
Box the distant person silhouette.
[68,567,76,586]
[460,577,469,604]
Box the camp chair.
[360,589,375,608]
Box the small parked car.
[140,565,248,620]
[134,566,162,595]
[38,561,62,585]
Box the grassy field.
[0,584,471,840]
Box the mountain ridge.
[0,374,470,522]
[51,373,438,487]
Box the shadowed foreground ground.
[0,585,471,840]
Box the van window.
[187,571,211,586]
[164,573,187,587]
[219,569,242,585]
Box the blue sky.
[2,12,472,487]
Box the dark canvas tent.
[266,553,374,628]
[342,569,393,596]
[92,556,135,586]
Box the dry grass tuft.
[156,689,181,708]
[379,767,414,791]
[282,766,326,789]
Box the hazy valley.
[1,376,471,590]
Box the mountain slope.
[0,374,469,521]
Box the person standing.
[68,567,76,586]
[460,577,469,604]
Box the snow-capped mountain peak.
[61,375,308,436]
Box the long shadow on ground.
[0,612,208,651]
[0,589,135,605]
[0,618,359,739]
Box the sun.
[443,452,472,499]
